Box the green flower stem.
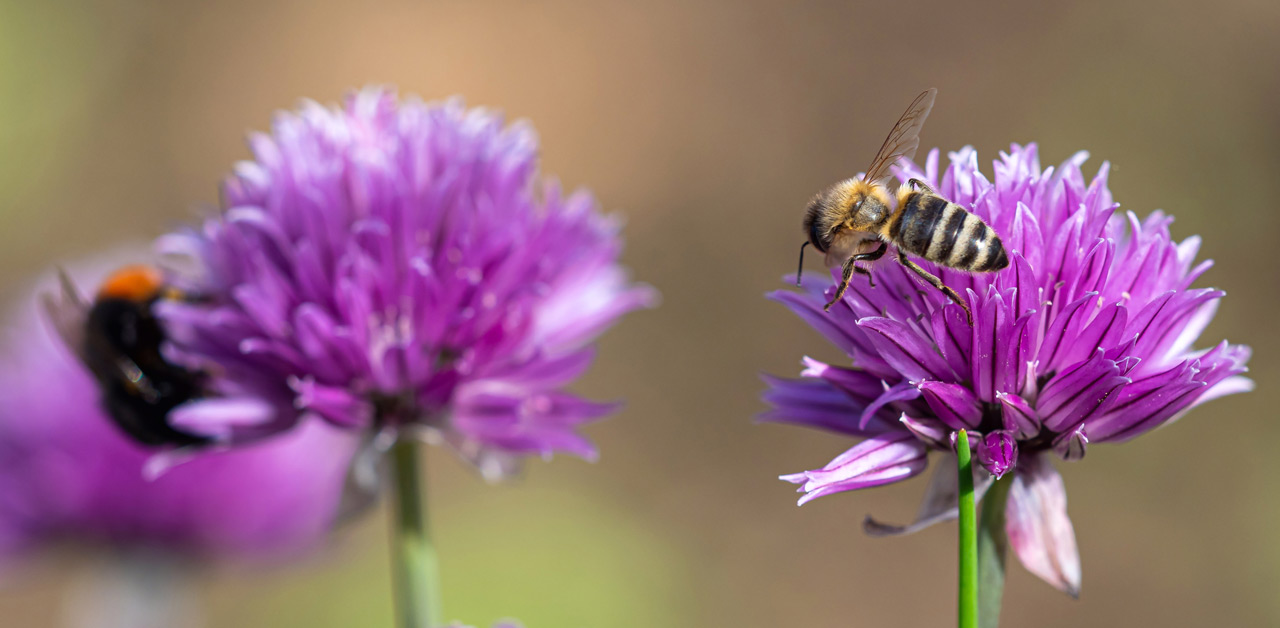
[977,474,1014,628]
[389,438,442,628]
[956,430,978,628]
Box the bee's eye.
[808,220,827,253]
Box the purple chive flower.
[0,269,358,563]
[153,88,654,475]
[765,144,1251,596]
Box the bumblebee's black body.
[84,295,208,446]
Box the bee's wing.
[39,267,91,361]
[862,88,937,185]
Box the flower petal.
[1037,348,1130,433]
[1129,289,1224,374]
[930,304,972,377]
[449,390,614,460]
[759,374,897,436]
[1008,253,1043,320]
[290,376,373,428]
[1057,301,1128,369]
[782,432,929,505]
[1083,360,1202,442]
[860,381,921,430]
[1052,426,1088,461]
[166,397,279,441]
[770,290,892,378]
[1037,292,1096,372]
[970,287,1008,402]
[856,317,955,382]
[1196,373,1254,404]
[996,391,1040,440]
[900,414,950,449]
[864,453,994,536]
[918,380,982,430]
[1006,455,1081,597]
[1087,341,1250,442]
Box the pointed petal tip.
[779,472,808,484]
[795,493,821,506]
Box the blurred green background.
[1,0,1278,626]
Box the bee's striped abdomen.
[890,192,947,258]
[892,192,1008,273]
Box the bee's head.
[802,209,828,254]
[803,180,868,253]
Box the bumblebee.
[44,265,208,446]
[799,88,1008,324]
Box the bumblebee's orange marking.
[97,265,164,302]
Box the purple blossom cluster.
[765,144,1251,594]
[153,88,654,473]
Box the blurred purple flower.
[0,269,358,563]
[764,144,1251,596]
[154,88,654,475]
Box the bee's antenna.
[795,241,810,286]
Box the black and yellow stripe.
[891,192,1008,272]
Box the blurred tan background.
[2,0,1278,626]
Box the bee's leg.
[907,178,935,194]
[853,266,874,289]
[824,257,858,311]
[824,243,889,311]
[856,241,887,262]
[896,249,973,325]
[850,241,888,289]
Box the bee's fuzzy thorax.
[894,183,916,207]
[96,265,164,302]
[844,178,877,202]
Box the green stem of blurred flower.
[390,438,442,628]
[956,430,978,628]
[977,474,1013,628]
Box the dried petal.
[1006,455,1081,597]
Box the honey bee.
[43,265,209,446]
[798,88,1008,324]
